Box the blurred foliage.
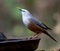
[5,0,21,20]
[12,25,34,37]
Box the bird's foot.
[30,35,39,39]
[25,36,33,39]
[28,34,40,39]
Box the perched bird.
[19,8,57,42]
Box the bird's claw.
[26,35,39,40]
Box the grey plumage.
[31,17,52,30]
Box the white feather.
[21,9,32,26]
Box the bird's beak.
[19,9,22,11]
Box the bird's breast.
[22,16,31,27]
[28,19,45,33]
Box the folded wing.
[31,17,52,30]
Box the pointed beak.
[19,9,22,11]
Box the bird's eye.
[19,9,25,12]
[22,10,25,12]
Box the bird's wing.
[31,17,52,30]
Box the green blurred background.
[0,0,60,51]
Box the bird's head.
[19,9,31,16]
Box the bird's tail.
[44,30,57,42]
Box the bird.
[19,8,57,42]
